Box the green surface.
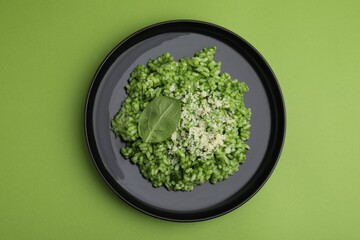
[0,0,359,239]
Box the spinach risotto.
[111,47,251,191]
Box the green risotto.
[111,47,251,191]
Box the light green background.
[1,0,359,239]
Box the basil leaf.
[138,96,181,143]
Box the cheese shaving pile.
[168,90,234,159]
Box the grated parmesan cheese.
[214,99,223,108]
[167,89,235,158]
[169,84,176,92]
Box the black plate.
[85,20,286,222]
